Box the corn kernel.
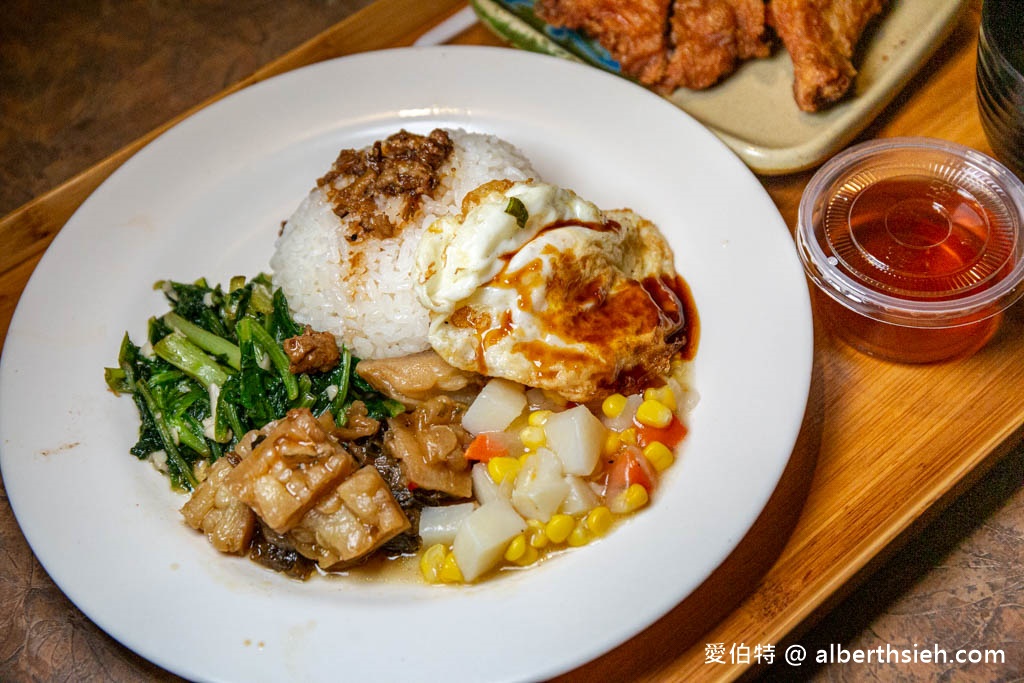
[504,534,528,562]
[619,427,638,446]
[543,514,574,543]
[519,425,546,450]
[615,483,650,513]
[439,551,464,583]
[601,393,628,418]
[528,410,553,427]
[487,456,521,484]
[568,519,592,547]
[586,506,614,536]
[636,399,673,429]
[527,519,550,548]
[643,441,675,472]
[419,543,447,584]
[513,544,540,566]
[644,386,677,411]
[602,430,622,456]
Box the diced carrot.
[604,445,657,495]
[635,415,689,449]
[463,432,510,463]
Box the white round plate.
[0,46,812,683]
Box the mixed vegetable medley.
[106,274,696,583]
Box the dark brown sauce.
[651,272,700,360]
[470,231,700,391]
[540,217,623,234]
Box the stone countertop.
[1,1,1021,681]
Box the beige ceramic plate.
[473,0,969,175]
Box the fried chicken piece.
[536,0,671,87]
[661,0,740,90]
[768,0,885,111]
[538,0,770,94]
[729,0,772,60]
[539,0,883,110]
[662,0,771,91]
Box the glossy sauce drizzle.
[462,217,699,390]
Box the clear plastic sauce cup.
[796,137,1024,363]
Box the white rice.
[269,129,538,359]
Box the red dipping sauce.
[797,138,1024,363]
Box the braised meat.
[180,455,255,553]
[385,396,474,499]
[327,401,381,442]
[223,408,357,533]
[185,406,418,573]
[355,350,484,406]
[181,390,477,576]
[283,325,340,375]
[288,466,412,570]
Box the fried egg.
[414,180,691,403]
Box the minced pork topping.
[317,128,454,242]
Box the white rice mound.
[269,129,538,359]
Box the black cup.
[977,0,1024,179]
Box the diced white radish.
[545,404,607,476]
[511,448,569,522]
[560,474,601,515]
[452,501,527,581]
[461,378,527,435]
[418,502,477,547]
[600,393,644,431]
[525,387,569,411]
[667,375,700,415]
[471,462,513,505]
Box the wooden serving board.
[1,1,1021,681]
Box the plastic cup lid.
[796,137,1024,328]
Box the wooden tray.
[1,1,1021,680]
